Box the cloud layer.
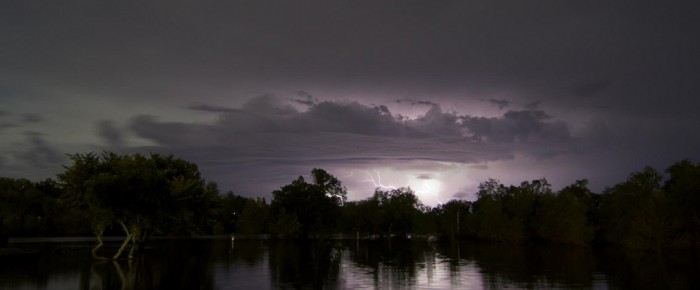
[123,95,577,198]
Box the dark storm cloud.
[299,101,409,137]
[406,105,463,137]
[469,164,489,170]
[130,115,216,146]
[0,130,67,179]
[571,80,614,98]
[96,120,124,148]
[20,113,43,123]
[16,131,64,168]
[461,110,570,144]
[524,101,541,110]
[2,0,698,117]
[0,123,18,131]
[133,95,573,158]
[396,99,437,107]
[488,99,509,110]
[415,174,433,180]
[187,103,239,113]
[240,94,298,116]
[292,91,317,107]
[128,95,577,195]
[190,96,410,138]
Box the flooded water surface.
[1,238,698,289]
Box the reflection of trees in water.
[88,239,217,290]
[599,248,700,289]
[341,240,437,288]
[2,240,699,289]
[267,240,341,289]
[218,239,267,271]
[435,242,599,288]
[434,242,700,289]
[0,246,96,289]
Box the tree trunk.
[113,221,134,260]
[91,230,109,260]
[113,261,129,290]
[127,227,141,260]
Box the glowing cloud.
[408,175,444,205]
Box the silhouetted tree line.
[1,152,699,251]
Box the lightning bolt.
[354,169,445,206]
[340,170,355,179]
[361,170,398,190]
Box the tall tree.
[58,152,215,260]
[664,159,700,248]
[600,167,672,249]
[236,197,270,236]
[433,199,471,240]
[533,182,593,246]
[0,178,55,236]
[370,187,422,238]
[472,179,548,243]
[213,192,249,234]
[270,168,346,238]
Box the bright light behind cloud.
[408,177,443,205]
[334,162,480,207]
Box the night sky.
[1,1,699,205]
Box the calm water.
[1,238,698,289]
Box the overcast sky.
[1,1,699,205]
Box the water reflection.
[267,240,341,289]
[87,240,218,289]
[341,240,484,289]
[1,238,698,289]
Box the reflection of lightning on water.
[361,170,398,190]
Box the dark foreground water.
[1,238,698,289]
